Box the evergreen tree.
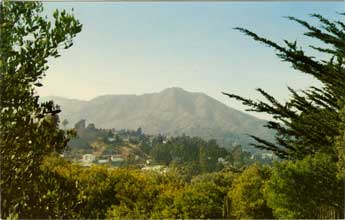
[0,1,81,218]
[336,106,345,179]
[224,13,345,159]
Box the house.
[261,152,274,159]
[111,154,124,162]
[107,137,116,142]
[98,159,108,164]
[142,165,168,174]
[218,157,228,164]
[82,154,95,163]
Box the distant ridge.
[43,87,274,150]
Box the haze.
[38,2,343,119]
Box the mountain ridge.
[42,87,274,150]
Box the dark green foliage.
[150,136,228,174]
[224,13,345,219]
[0,1,81,218]
[336,106,345,179]
[227,145,253,168]
[224,14,345,159]
[150,142,173,164]
[265,153,344,218]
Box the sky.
[38,2,344,119]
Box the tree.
[229,145,253,169]
[336,106,345,179]
[174,181,225,219]
[228,164,273,219]
[150,176,184,219]
[223,13,345,219]
[106,170,161,219]
[75,119,86,129]
[39,155,82,218]
[62,119,69,129]
[150,142,172,165]
[223,14,345,159]
[265,153,344,218]
[136,127,143,136]
[75,166,121,219]
[0,1,81,218]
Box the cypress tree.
[224,13,345,159]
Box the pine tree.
[223,13,345,159]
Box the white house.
[218,157,228,164]
[98,159,109,164]
[111,155,124,162]
[142,165,168,174]
[82,154,95,163]
[107,137,116,142]
[261,152,274,159]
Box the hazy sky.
[38,2,343,119]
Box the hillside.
[42,87,274,150]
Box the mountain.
[42,87,274,150]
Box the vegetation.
[265,153,343,218]
[1,1,344,219]
[224,14,345,160]
[224,12,345,218]
[0,1,81,218]
[228,164,273,219]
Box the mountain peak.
[160,87,188,93]
[48,88,274,150]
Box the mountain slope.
[43,87,274,149]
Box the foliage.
[0,1,81,218]
[40,156,81,218]
[171,172,235,219]
[2,2,344,219]
[227,145,254,169]
[174,181,225,219]
[228,164,273,219]
[223,13,345,219]
[336,106,345,179]
[106,170,180,219]
[150,136,228,173]
[150,183,183,219]
[40,161,237,219]
[224,14,345,159]
[265,153,344,218]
